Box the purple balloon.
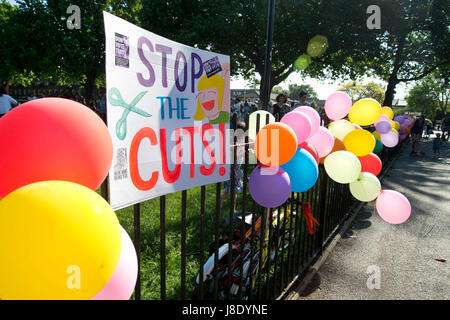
[375,120,392,134]
[394,116,405,125]
[380,132,399,148]
[249,166,291,208]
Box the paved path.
[298,132,450,300]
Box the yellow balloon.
[328,119,355,141]
[343,129,376,157]
[373,131,381,141]
[307,35,329,57]
[349,98,382,126]
[0,181,121,300]
[324,151,361,184]
[381,106,394,120]
[391,128,399,136]
[393,121,400,130]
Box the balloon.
[343,129,376,157]
[394,116,405,125]
[393,121,400,130]
[249,111,275,141]
[328,119,355,141]
[298,141,319,165]
[280,111,312,143]
[295,106,321,137]
[249,166,291,208]
[349,98,382,126]
[294,54,312,71]
[373,131,381,141]
[354,124,362,130]
[358,153,382,176]
[306,126,335,158]
[349,172,381,202]
[380,131,399,147]
[381,106,394,120]
[391,128,399,136]
[373,139,383,153]
[0,98,113,198]
[375,120,392,134]
[282,148,318,193]
[324,151,361,184]
[0,181,121,300]
[307,35,329,57]
[255,122,298,166]
[404,128,410,135]
[376,190,411,224]
[92,226,138,300]
[324,92,352,120]
[378,114,390,121]
[319,137,345,164]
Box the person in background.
[294,90,311,107]
[410,115,426,157]
[242,101,250,120]
[0,86,19,118]
[433,133,442,159]
[271,93,287,121]
[441,114,450,142]
[97,93,107,122]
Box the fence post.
[316,165,328,254]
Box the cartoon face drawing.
[198,87,220,120]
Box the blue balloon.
[281,147,319,193]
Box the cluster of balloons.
[248,91,412,225]
[294,35,329,71]
[323,92,411,224]
[0,98,137,300]
[250,105,323,208]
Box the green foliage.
[338,81,386,104]
[287,84,318,101]
[406,74,449,121]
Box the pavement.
[297,132,450,300]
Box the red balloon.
[298,141,319,165]
[358,153,382,176]
[0,98,113,197]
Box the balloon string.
[302,202,319,235]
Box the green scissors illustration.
[108,87,152,140]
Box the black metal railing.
[101,113,404,300]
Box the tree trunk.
[383,77,398,107]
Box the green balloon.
[307,35,329,57]
[294,54,312,71]
[373,139,383,153]
[324,151,361,184]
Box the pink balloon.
[280,111,313,143]
[305,126,335,158]
[324,92,352,120]
[294,106,321,137]
[376,190,411,224]
[378,114,390,121]
[92,226,138,300]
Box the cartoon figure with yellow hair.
[194,62,230,124]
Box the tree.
[363,0,450,106]
[338,81,385,104]
[406,74,449,121]
[141,0,382,109]
[287,84,318,102]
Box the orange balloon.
[404,128,410,135]
[320,137,346,164]
[255,122,298,166]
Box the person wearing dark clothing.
[271,93,287,121]
[442,114,450,142]
[433,133,442,159]
[410,115,425,157]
